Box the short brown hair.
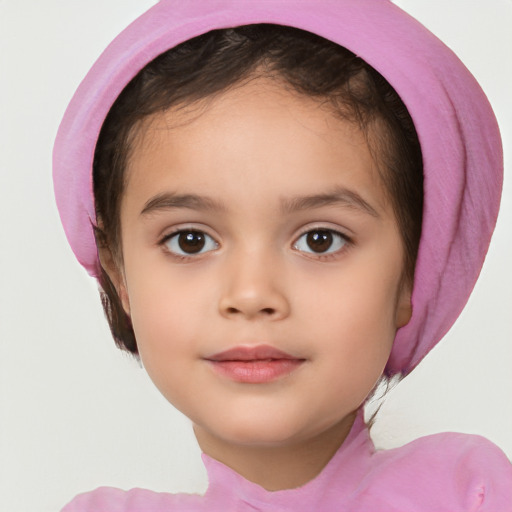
[93,24,423,355]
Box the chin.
[210,415,324,448]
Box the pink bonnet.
[53,0,502,375]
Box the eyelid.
[158,223,218,243]
[293,223,353,242]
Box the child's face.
[111,78,411,451]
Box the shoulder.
[60,486,205,512]
[377,430,511,468]
[360,432,512,511]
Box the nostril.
[224,306,276,316]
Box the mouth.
[205,345,306,383]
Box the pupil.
[178,231,205,253]
[306,230,333,253]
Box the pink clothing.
[62,413,512,511]
[53,2,511,510]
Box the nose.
[218,250,290,321]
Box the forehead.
[124,78,389,215]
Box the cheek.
[294,256,402,383]
[296,254,403,338]
[313,306,395,416]
[123,262,208,377]
[126,252,209,328]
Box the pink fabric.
[61,411,512,511]
[52,0,502,375]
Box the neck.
[194,410,358,491]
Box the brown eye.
[294,229,348,255]
[306,230,333,252]
[164,230,218,256]
[178,231,205,253]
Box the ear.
[395,280,412,329]
[97,243,131,316]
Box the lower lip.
[207,359,304,383]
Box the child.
[53,1,512,510]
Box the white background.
[0,1,511,511]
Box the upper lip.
[206,344,301,362]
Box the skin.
[101,78,412,491]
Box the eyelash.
[160,228,219,260]
[159,226,352,261]
[292,227,352,261]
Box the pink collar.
[202,409,371,510]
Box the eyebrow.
[280,187,380,217]
[140,187,379,218]
[141,193,227,216]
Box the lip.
[205,344,305,383]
